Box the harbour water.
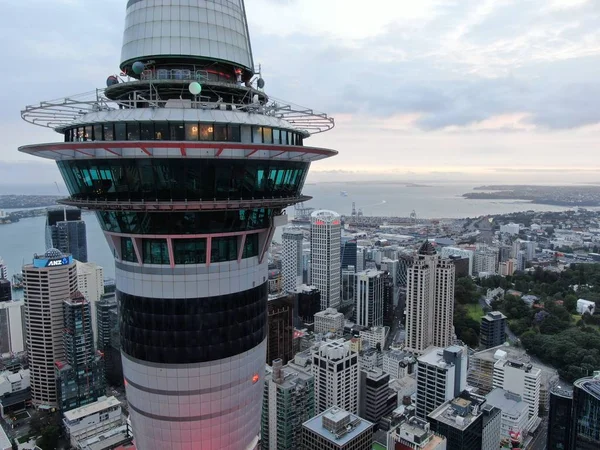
[0,181,583,285]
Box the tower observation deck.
[19,1,336,449]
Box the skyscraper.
[0,257,7,280]
[480,311,507,349]
[341,240,358,270]
[313,340,359,414]
[20,0,335,447]
[46,209,88,263]
[282,227,304,294]
[266,294,294,366]
[355,269,384,328]
[0,299,25,354]
[23,249,77,408]
[261,359,315,450]
[0,279,11,302]
[76,261,104,345]
[405,241,455,354]
[56,292,105,411]
[359,368,396,425]
[310,210,341,310]
[570,373,600,449]
[547,385,573,450]
[474,245,499,276]
[416,345,468,419]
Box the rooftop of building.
[574,372,600,399]
[303,407,373,446]
[315,308,344,318]
[64,396,120,423]
[362,367,389,382]
[482,311,507,321]
[357,268,384,277]
[418,240,436,256]
[265,363,312,389]
[429,393,486,431]
[494,357,541,375]
[550,383,574,399]
[418,346,464,369]
[485,388,529,417]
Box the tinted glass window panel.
[170,123,185,140]
[228,124,241,142]
[241,125,252,143]
[243,234,259,258]
[185,123,199,141]
[127,123,140,140]
[143,239,169,264]
[211,236,237,263]
[252,126,262,143]
[173,239,206,264]
[103,124,114,141]
[263,127,273,144]
[154,122,169,140]
[199,124,213,141]
[84,126,92,141]
[273,128,280,144]
[115,123,126,141]
[281,130,288,145]
[93,124,103,141]
[121,238,137,263]
[140,122,154,140]
[214,124,227,141]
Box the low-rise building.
[302,406,374,450]
[386,416,447,450]
[63,396,122,448]
[0,368,30,418]
[577,298,596,315]
[383,350,416,380]
[359,326,387,350]
[314,308,345,336]
[485,388,529,441]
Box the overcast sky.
[2,0,600,186]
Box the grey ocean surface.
[0,182,576,284]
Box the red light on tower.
[252,373,260,384]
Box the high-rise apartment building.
[312,339,359,414]
[440,247,474,276]
[56,292,105,411]
[524,241,536,261]
[266,293,294,365]
[416,346,468,419]
[310,210,341,310]
[359,368,396,425]
[405,242,455,354]
[493,358,541,431]
[282,227,304,294]
[262,359,315,450]
[0,299,25,354]
[302,407,374,450]
[517,251,527,272]
[480,311,507,349]
[96,293,122,387]
[474,245,499,275]
[23,249,77,408]
[570,373,600,449]
[314,308,345,336]
[547,385,573,450]
[76,261,104,345]
[0,257,7,280]
[21,0,336,447]
[355,269,384,328]
[46,209,88,263]
[382,272,395,327]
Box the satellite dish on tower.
[257,78,265,89]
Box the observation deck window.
[63,122,305,146]
[126,123,140,141]
[114,123,126,141]
[199,124,213,141]
[173,239,206,265]
[93,124,103,141]
[185,123,198,141]
[211,236,238,263]
[142,239,169,265]
[169,123,185,141]
[103,124,114,141]
[242,234,259,258]
[121,237,137,263]
[154,122,169,140]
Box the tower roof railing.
[21,87,335,135]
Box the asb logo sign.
[46,257,70,267]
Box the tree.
[564,295,578,313]
[459,328,479,348]
[36,425,60,450]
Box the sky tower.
[20,1,336,448]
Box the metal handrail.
[21,88,335,134]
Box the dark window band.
[58,159,307,202]
[119,283,268,364]
[64,122,303,146]
[96,209,274,235]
